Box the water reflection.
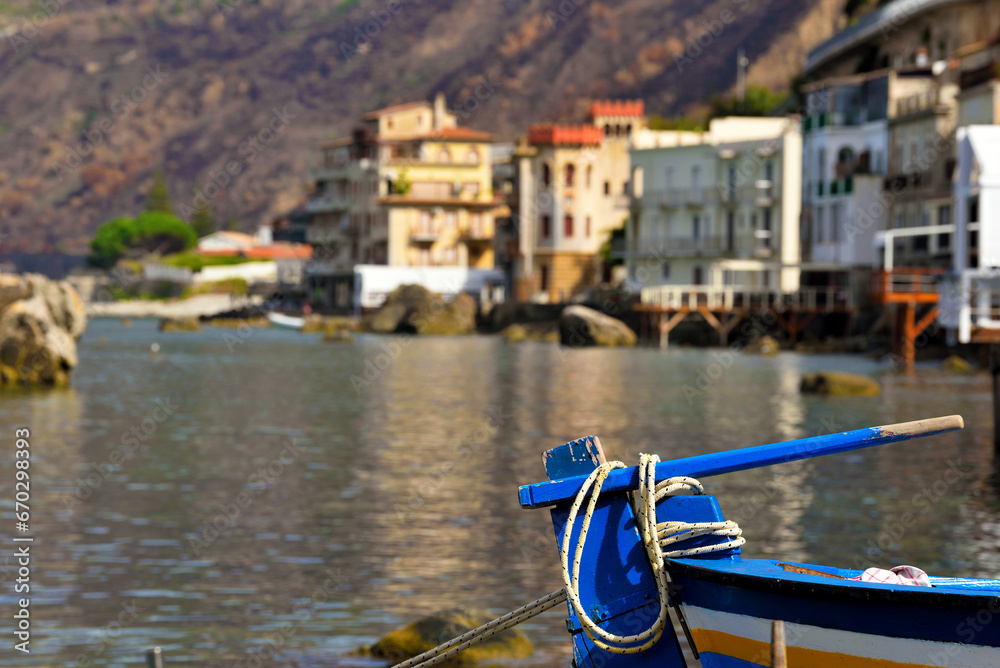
[0,318,996,667]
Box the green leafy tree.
[88,212,198,269]
[145,170,174,214]
[191,186,216,238]
[709,84,789,120]
[648,115,705,132]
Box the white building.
[800,69,936,297]
[626,117,802,291]
[939,125,1000,342]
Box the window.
[443,245,458,265]
[463,182,480,196]
[727,164,737,200]
[818,148,827,185]
[615,124,621,136]
[626,124,632,137]
[565,164,575,187]
[816,207,825,243]
[438,148,452,163]
[665,166,674,192]
[691,166,702,201]
[604,124,611,136]
[466,149,480,165]
[542,163,551,187]
[585,216,591,238]
[692,265,703,285]
[661,262,670,279]
[418,248,430,266]
[445,211,457,228]
[938,204,952,250]
[604,180,611,196]
[541,215,551,239]
[586,165,593,189]
[540,265,550,291]
[726,211,735,251]
[419,211,433,235]
[561,213,574,237]
[692,214,700,240]
[830,203,840,243]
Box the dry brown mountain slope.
[0,0,840,254]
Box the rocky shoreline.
[0,274,87,386]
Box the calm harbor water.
[3,317,1000,667]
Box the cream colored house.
[512,101,643,302]
[304,95,500,308]
[627,117,802,292]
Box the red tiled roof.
[363,101,431,120]
[199,243,313,260]
[528,124,604,146]
[588,100,645,118]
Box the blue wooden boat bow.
[390,415,993,668]
[512,414,1000,668]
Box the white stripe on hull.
[682,604,1000,667]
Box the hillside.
[0,0,845,255]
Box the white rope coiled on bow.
[561,453,745,655]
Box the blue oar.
[519,415,964,509]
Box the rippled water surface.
[3,318,1000,666]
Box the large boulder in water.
[363,285,476,335]
[559,305,636,347]
[800,371,881,396]
[0,274,87,387]
[368,608,533,665]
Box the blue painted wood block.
[540,436,687,668]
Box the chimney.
[433,93,446,130]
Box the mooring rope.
[391,454,744,668]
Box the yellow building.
[304,95,500,307]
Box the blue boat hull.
[667,557,1000,667]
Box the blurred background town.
[4,0,1000,666]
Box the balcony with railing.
[870,267,944,305]
[640,285,854,312]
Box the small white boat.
[266,312,305,330]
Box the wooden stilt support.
[770,621,787,668]
[899,304,939,372]
[659,308,689,350]
[716,311,744,346]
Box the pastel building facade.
[626,117,802,292]
[304,95,500,308]
[511,101,644,302]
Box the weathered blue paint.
[519,418,963,509]
[541,439,687,668]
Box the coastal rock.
[363,285,476,335]
[0,274,87,387]
[559,305,636,347]
[323,329,356,343]
[744,334,780,355]
[941,355,974,373]
[502,322,559,343]
[159,317,201,332]
[368,608,533,665]
[365,302,410,333]
[416,293,476,336]
[302,314,359,334]
[800,372,881,396]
